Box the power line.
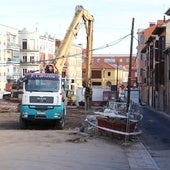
[92,33,131,51]
[1,33,131,66]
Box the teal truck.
[19,73,66,129]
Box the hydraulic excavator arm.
[53,5,94,74]
[53,5,94,108]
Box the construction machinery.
[4,79,23,102]
[52,5,94,108]
[19,5,94,129]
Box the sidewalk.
[85,106,160,169]
[124,141,159,170]
[137,104,170,170]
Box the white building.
[0,25,83,98]
[18,28,55,76]
[0,24,20,91]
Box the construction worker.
[45,65,54,73]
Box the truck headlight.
[54,112,61,118]
[22,112,28,118]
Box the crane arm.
[53,5,94,74]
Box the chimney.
[149,22,155,27]
[157,20,163,26]
[55,39,61,47]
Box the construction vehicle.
[19,73,66,129]
[53,5,94,108]
[66,90,76,105]
[4,80,23,102]
[19,5,94,129]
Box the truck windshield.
[25,79,60,92]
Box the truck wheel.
[19,116,28,129]
[55,116,65,130]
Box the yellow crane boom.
[53,5,94,108]
[53,5,94,76]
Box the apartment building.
[137,22,157,104]
[137,8,170,114]
[19,28,55,75]
[0,24,20,91]
[164,8,170,114]
[82,54,137,89]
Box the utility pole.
[127,18,135,112]
[116,62,119,90]
[125,18,135,144]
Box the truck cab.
[19,73,66,129]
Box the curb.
[125,142,160,170]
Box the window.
[13,51,20,58]
[97,58,100,63]
[23,56,27,63]
[30,56,34,63]
[104,58,115,63]
[119,59,122,62]
[108,72,111,76]
[141,54,145,61]
[106,81,111,87]
[22,39,27,49]
[14,67,17,73]
[62,71,66,77]
[92,70,101,78]
[25,79,60,92]
[23,68,27,75]
[139,35,144,44]
[92,82,101,86]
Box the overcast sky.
[0,0,169,54]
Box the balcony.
[7,42,20,50]
[20,45,39,52]
[6,57,20,64]
[6,74,21,82]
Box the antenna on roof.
[35,22,38,32]
[163,15,166,22]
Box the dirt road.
[0,100,130,170]
[0,99,88,130]
[0,130,131,170]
